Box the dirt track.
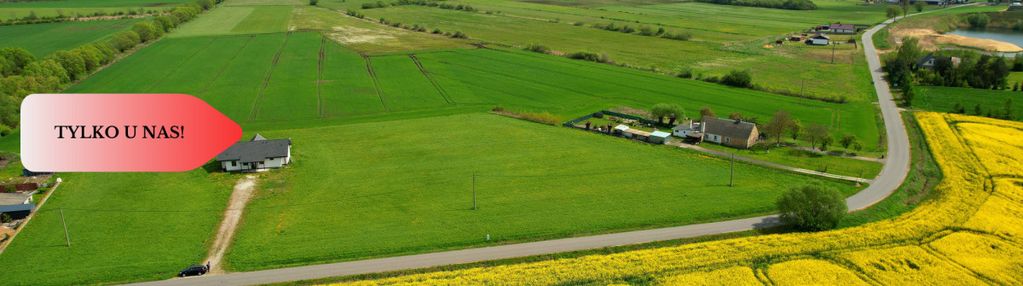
[205,175,257,274]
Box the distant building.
[917,53,961,70]
[828,23,855,34]
[0,191,36,220]
[613,124,670,144]
[807,33,830,46]
[216,134,292,172]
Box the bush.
[450,31,467,39]
[721,70,753,88]
[966,13,990,29]
[777,185,847,231]
[519,111,562,125]
[524,44,550,54]
[309,0,319,5]
[567,51,610,63]
[661,32,691,41]
[676,67,694,79]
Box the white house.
[216,134,292,172]
[672,120,704,139]
[829,23,855,34]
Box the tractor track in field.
[248,32,292,121]
[143,37,217,92]
[196,35,255,95]
[409,54,455,104]
[317,36,326,117]
[362,55,390,111]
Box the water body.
[949,28,1023,56]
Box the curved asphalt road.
[129,12,931,286]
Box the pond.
[949,28,1023,56]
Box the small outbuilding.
[828,23,856,34]
[807,33,830,46]
[649,131,671,144]
[0,191,36,220]
[216,134,292,172]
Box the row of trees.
[884,38,1013,90]
[0,0,217,136]
[762,110,860,151]
[590,22,692,41]
[697,0,818,10]
[375,17,469,39]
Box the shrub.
[567,51,610,63]
[525,44,550,54]
[721,70,753,88]
[519,111,562,125]
[309,0,319,5]
[451,31,468,39]
[661,31,691,41]
[966,13,990,29]
[777,184,847,231]
[676,68,694,79]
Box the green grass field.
[913,86,1022,120]
[0,1,906,283]
[223,113,858,271]
[0,0,187,20]
[0,171,234,285]
[0,18,141,57]
[67,31,881,150]
[314,0,890,101]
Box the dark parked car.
[178,264,209,277]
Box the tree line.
[884,38,1013,91]
[1,8,163,26]
[0,0,219,136]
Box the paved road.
[129,12,933,286]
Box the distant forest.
[696,0,818,10]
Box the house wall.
[811,39,829,45]
[222,161,245,172]
[706,133,722,144]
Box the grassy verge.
[838,112,938,227]
[699,142,883,179]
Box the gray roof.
[829,23,854,30]
[0,192,33,206]
[0,203,34,213]
[703,117,757,140]
[215,134,291,163]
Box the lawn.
[912,86,1021,121]
[0,171,235,285]
[699,142,883,178]
[223,113,859,271]
[0,18,142,57]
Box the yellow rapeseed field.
[330,113,1023,285]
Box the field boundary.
[248,31,292,121]
[363,55,390,111]
[408,54,454,104]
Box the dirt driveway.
[205,175,257,273]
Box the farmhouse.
[828,23,855,34]
[675,117,760,149]
[216,134,292,172]
[703,117,759,149]
[807,33,830,46]
[0,191,36,220]
[917,53,961,70]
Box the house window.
[725,137,730,143]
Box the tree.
[820,135,834,151]
[764,110,794,146]
[310,0,319,5]
[50,50,86,81]
[699,107,716,120]
[974,104,983,115]
[132,21,163,43]
[840,134,858,150]
[914,1,924,12]
[886,5,902,18]
[1004,99,1014,120]
[806,123,829,150]
[789,119,802,141]
[777,184,847,231]
[901,83,915,107]
[651,103,681,125]
[721,70,753,88]
[0,47,36,76]
[952,102,965,114]
[728,112,743,120]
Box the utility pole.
[472,172,477,210]
[728,152,736,187]
[60,208,70,247]
[831,41,837,64]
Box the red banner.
[20,94,242,172]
